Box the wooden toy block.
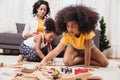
[87,75,103,80]
[12,76,38,80]
[0,62,4,67]
[118,64,120,68]
[21,67,37,73]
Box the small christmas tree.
[99,16,111,52]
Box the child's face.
[66,20,80,37]
[45,32,57,43]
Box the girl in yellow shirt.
[38,5,109,67]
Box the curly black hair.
[55,5,99,35]
[44,18,58,35]
[32,0,50,18]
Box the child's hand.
[37,60,53,68]
[37,61,46,69]
[47,60,53,65]
[37,58,49,68]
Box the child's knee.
[102,60,109,67]
[63,59,72,66]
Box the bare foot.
[17,55,24,63]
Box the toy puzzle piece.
[0,62,4,67]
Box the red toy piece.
[50,68,55,71]
[74,68,88,75]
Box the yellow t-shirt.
[37,19,44,34]
[60,31,95,50]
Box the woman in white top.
[18,18,58,62]
[22,0,50,39]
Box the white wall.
[0,0,107,23]
[0,0,37,23]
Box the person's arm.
[22,20,38,39]
[22,23,31,38]
[84,39,92,66]
[22,24,37,38]
[24,33,36,39]
[46,43,52,53]
[34,35,45,59]
[38,42,65,66]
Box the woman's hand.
[33,32,39,35]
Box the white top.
[23,34,47,49]
[22,16,39,38]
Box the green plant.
[99,16,111,51]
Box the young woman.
[38,5,109,67]
[22,0,50,39]
[18,18,58,62]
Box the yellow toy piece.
[54,70,60,75]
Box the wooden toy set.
[0,62,103,80]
